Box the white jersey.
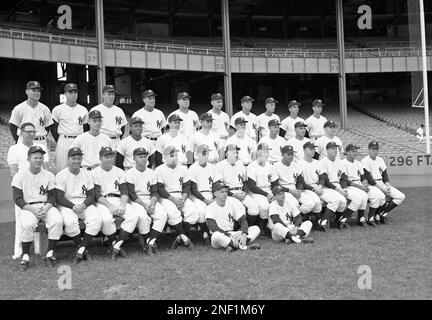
[167,109,199,139]
[416,127,425,138]
[9,101,53,138]
[11,168,55,203]
[189,130,222,163]
[7,142,49,172]
[297,159,323,185]
[55,168,94,202]
[230,110,258,140]
[92,166,125,196]
[268,200,299,229]
[286,136,310,162]
[90,104,126,138]
[247,160,275,193]
[316,135,344,159]
[132,107,167,139]
[305,115,327,138]
[125,167,157,202]
[258,135,287,163]
[281,116,305,140]
[342,158,364,182]
[71,132,113,167]
[156,132,189,164]
[216,159,246,189]
[52,103,88,136]
[271,161,302,189]
[189,162,221,193]
[320,157,345,184]
[361,155,387,181]
[257,113,280,138]
[155,163,190,193]
[205,197,245,231]
[207,109,230,139]
[117,135,155,169]
[225,134,257,165]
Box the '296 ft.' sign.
[385,154,432,175]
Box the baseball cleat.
[73,252,84,264]
[379,216,387,224]
[301,237,314,244]
[19,260,29,271]
[225,246,233,253]
[203,237,211,246]
[149,243,158,255]
[45,256,57,268]
[171,237,181,250]
[366,221,376,227]
[111,248,128,260]
[84,250,93,261]
[184,238,194,250]
[119,248,128,258]
[142,245,151,256]
[247,243,261,250]
[357,221,366,227]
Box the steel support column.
[336,0,348,130]
[221,0,233,117]
[95,0,106,103]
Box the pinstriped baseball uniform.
[116,136,155,170]
[89,104,126,148]
[71,132,113,168]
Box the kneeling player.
[206,181,261,252]
[126,147,168,255]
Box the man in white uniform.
[316,120,344,159]
[207,93,230,141]
[286,121,311,163]
[167,92,200,139]
[280,100,305,140]
[258,119,287,164]
[257,97,280,139]
[305,99,327,140]
[225,117,257,166]
[230,96,258,141]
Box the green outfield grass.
[0,187,431,300]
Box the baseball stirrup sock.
[246,215,257,227]
[183,222,195,235]
[321,208,333,224]
[71,235,81,247]
[21,242,32,255]
[368,207,378,221]
[384,201,398,214]
[47,239,57,252]
[81,233,93,248]
[172,223,185,236]
[198,223,209,235]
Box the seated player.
[205,181,261,252]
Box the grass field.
[0,187,431,300]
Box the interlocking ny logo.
[214,141,218,150]
[81,185,88,195]
[39,117,44,127]
[39,185,48,195]
[315,169,320,176]
[238,174,243,183]
[293,173,300,180]
[247,146,252,154]
[147,181,151,191]
[267,174,272,182]
[179,177,184,186]
[115,116,122,125]
[156,120,162,128]
[114,180,120,190]
[357,169,362,178]
[252,123,257,130]
[228,213,234,223]
[181,144,186,153]
[379,167,383,174]
[193,120,198,127]
[78,116,83,125]
[337,169,343,178]
[208,176,214,185]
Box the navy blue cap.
[88,110,103,119]
[212,181,229,193]
[102,85,115,93]
[326,142,339,150]
[133,147,149,156]
[142,89,157,98]
[234,117,248,125]
[168,114,183,123]
[200,112,214,122]
[130,117,144,125]
[26,81,42,90]
[312,99,325,107]
[281,145,296,154]
[288,100,301,108]
[99,147,115,157]
[241,96,254,103]
[272,185,285,196]
[68,147,83,157]
[368,141,379,149]
[64,83,78,92]
[324,120,337,128]
[28,145,46,156]
[303,141,317,149]
[268,119,281,127]
[211,93,224,101]
[345,144,360,152]
[294,121,307,128]
[177,92,191,100]
[265,97,278,104]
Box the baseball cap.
[211,93,224,101]
[163,146,179,157]
[26,81,42,90]
[323,120,337,128]
[225,144,240,152]
[241,95,254,103]
[288,100,301,108]
[312,99,325,107]
[99,146,115,157]
[212,181,229,193]
[294,121,307,128]
[368,141,379,149]
[130,117,144,125]
[142,89,157,98]
[268,119,281,127]
[281,145,296,154]
[64,83,78,92]
[168,114,183,123]
[257,143,271,151]
[326,142,339,150]
[102,85,115,93]
[272,185,285,196]
[265,97,278,104]
[196,144,212,155]
[345,144,360,152]
[28,145,46,156]
[234,117,248,125]
[133,147,149,156]
[68,147,83,157]
[303,141,317,149]
[200,112,214,122]
[88,110,103,119]
[177,92,191,100]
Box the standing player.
[189,144,221,244]
[305,99,327,140]
[230,96,258,141]
[155,146,199,249]
[72,110,113,170]
[12,146,63,270]
[361,141,405,224]
[286,121,311,162]
[206,181,261,252]
[132,89,167,167]
[90,85,126,149]
[126,147,168,255]
[257,97,280,139]
[280,100,305,140]
[167,92,199,140]
[55,147,102,264]
[258,119,287,164]
[225,117,257,166]
[207,93,230,141]
[51,83,88,172]
[9,81,53,149]
[316,120,344,159]
[116,117,155,170]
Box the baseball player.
[205,181,261,252]
[116,117,155,170]
[55,147,102,264]
[132,89,167,167]
[9,81,53,149]
[156,114,191,166]
[154,146,199,249]
[342,144,386,227]
[280,100,305,140]
[268,185,314,244]
[189,144,221,245]
[166,92,200,140]
[257,119,287,164]
[71,110,113,170]
[207,93,230,141]
[304,99,327,140]
[126,147,168,255]
[271,145,322,216]
[225,117,257,166]
[92,147,139,260]
[361,141,405,224]
[416,124,432,143]
[257,97,280,139]
[51,83,88,172]
[189,112,223,164]
[89,85,126,149]
[286,121,311,162]
[316,120,344,159]
[216,144,260,226]
[230,96,258,141]
[11,146,63,270]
